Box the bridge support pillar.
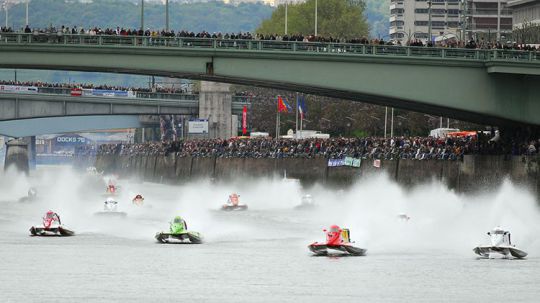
[23,136,36,170]
[198,81,233,139]
[4,138,29,175]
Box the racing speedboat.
[86,166,102,176]
[19,187,38,203]
[308,225,366,256]
[155,216,202,244]
[132,194,144,206]
[397,213,410,221]
[473,227,527,259]
[94,197,127,217]
[295,194,316,210]
[221,193,248,211]
[103,178,121,197]
[29,211,74,236]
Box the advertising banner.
[88,89,136,98]
[328,157,361,168]
[242,106,247,135]
[188,119,209,134]
[56,136,87,144]
[327,158,345,167]
[0,85,38,93]
[71,88,83,96]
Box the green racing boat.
[155,216,202,244]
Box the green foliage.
[256,0,369,39]
[351,129,369,138]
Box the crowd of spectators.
[0,80,187,94]
[78,133,540,161]
[2,24,538,52]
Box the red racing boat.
[29,211,74,236]
[308,225,366,256]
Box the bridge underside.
[0,115,142,137]
[0,45,539,126]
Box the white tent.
[434,34,457,42]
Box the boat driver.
[228,193,240,206]
[45,210,61,225]
[132,194,144,206]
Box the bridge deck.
[0,33,538,63]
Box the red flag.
[242,106,247,135]
[277,96,291,113]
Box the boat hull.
[29,226,74,237]
[155,231,202,244]
[94,211,127,218]
[473,246,527,259]
[221,205,248,211]
[308,243,366,256]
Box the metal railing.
[0,33,538,62]
[14,86,251,105]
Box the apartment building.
[389,0,513,43]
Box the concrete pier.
[197,81,233,139]
[4,139,29,174]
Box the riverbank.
[80,154,540,194]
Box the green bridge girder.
[0,35,539,125]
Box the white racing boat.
[94,197,127,217]
[473,227,527,259]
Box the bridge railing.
[1,33,538,62]
[28,86,251,105]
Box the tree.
[256,0,369,39]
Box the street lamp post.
[25,0,29,26]
[496,0,501,41]
[4,4,8,28]
[140,0,144,31]
[314,0,318,36]
[165,0,169,32]
[427,0,432,45]
[285,1,288,35]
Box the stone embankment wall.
[85,154,540,194]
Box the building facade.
[507,0,540,28]
[389,0,513,44]
[508,0,540,43]
[465,0,513,40]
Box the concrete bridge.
[0,33,539,125]
[0,87,250,137]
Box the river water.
[0,166,539,302]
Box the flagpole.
[295,92,299,138]
[384,107,388,138]
[276,96,279,139]
[278,112,281,139]
[300,114,303,134]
